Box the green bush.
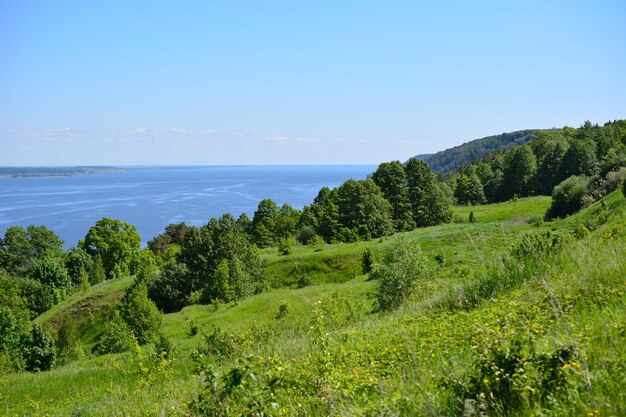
[119,279,162,345]
[361,247,375,274]
[371,237,429,311]
[275,302,290,319]
[95,311,134,355]
[24,324,56,372]
[545,175,590,220]
[443,329,574,415]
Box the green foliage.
[372,161,415,231]
[174,213,265,311]
[560,139,598,178]
[56,318,83,364]
[0,306,29,371]
[361,247,375,274]
[334,179,394,240]
[30,256,72,303]
[455,173,487,205]
[147,222,189,255]
[24,324,56,372]
[511,230,571,263]
[469,210,475,223]
[406,159,452,227]
[444,328,575,415]
[546,175,591,219]
[0,225,64,276]
[89,254,106,285]
[64,247,93,288]
[623,177,626,198]
[119,279,162,345]
[277,237,295,256]
[82,217,141,279]
[95,311,134,355]
[502,145,537,198]
[371,237,429,311]
[251,199,300,247]
[275,302,290,319]
[148,260,190,313]
[411,129,537,173]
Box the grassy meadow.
[3,194,626,416]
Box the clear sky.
[1,0,625,165]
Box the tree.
[560,140,598,178]
[119,279,162,344]
[148,260,190,313]
[147,222,189,255]
[455,173,486,205]
[371,238,429,311]
[90,254,106,285]
[251,199,280,247]
[533,139,567,195]
[82,218,141,279]
[362,247,375,274]
[65,247,94,288]
[299,187,341,242]
[156,213,265,312]
[0,306,29,371]
[30,256,72,303]
[502,145,537,198]
[545,176,591,220]
[24,324,56,372]
[406,159,452,227]
[372,161,415,231]
[334,179,394,240]
[1,225,64,276]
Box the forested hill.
[410,129,537,172]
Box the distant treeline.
[411,130,538,173]
[444,120,626,218]
[0,166,122,178]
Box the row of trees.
[447,120,626,209]
[171,159,451,249]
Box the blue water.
[0,166,375,248]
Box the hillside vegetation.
[2,192,625,415]
[409,130,537,173]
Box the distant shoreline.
[0,166,126,179]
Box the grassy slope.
[6,194,625,415]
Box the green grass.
[3,193,624,416]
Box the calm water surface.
[0,166,374,248]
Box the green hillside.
[3,193,625,415]
[410,129,537,172]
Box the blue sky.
[1,1,625,165]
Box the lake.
[0,165,375,248]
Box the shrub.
[24,324,56,372]
[469,210,475,223]
[545,175,590,220]
[361,247,375,274]
[296,225,316,245]
[277,237,294,256]
[119,279,162,345]
[371,237,429,311]
[95,311,134,355]
[275,302,289,319]
[511,230,570,263]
